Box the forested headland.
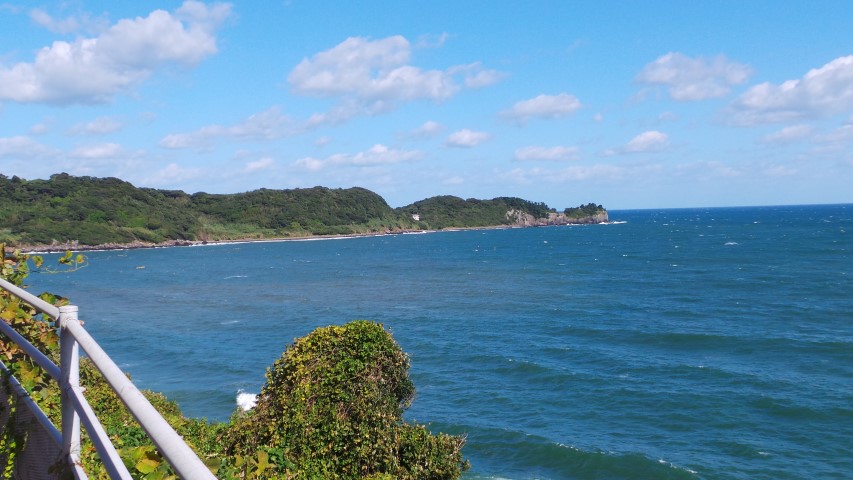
[0,173,607,250]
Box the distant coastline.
[14,220,617,255]
[2,173,608,254]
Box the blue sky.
[1,1,852,209]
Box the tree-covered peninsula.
[0,173,607,249]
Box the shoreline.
[8,221,618,255]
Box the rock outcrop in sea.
[506,209,609,226]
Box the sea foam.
[236,391,258,411]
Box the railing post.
[59,305,82,468]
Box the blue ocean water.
[29,205,852,480]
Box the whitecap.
[224,275,248,279]
[236,391,258,411]
[724,242,739,246]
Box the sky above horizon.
[1,1,852,210]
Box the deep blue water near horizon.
[30,204,851,480]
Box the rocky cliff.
[506,209,609,227]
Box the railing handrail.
[0,276,216,479]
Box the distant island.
[0,173,607,252]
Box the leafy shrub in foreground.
[225,321,468,479]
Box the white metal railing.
[0,276,216,479]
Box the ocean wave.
[236,390,258,411]
[462,426,699,480]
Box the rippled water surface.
[32,205,852,479]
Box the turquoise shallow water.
[30,204,852,479]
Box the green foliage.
[0,247,69,476]
[563,203,606,218]
[0,174,410,247]
[0,174,198,245]
[1,172,605,248]
[396,195,552,229]
[191,187,397,232]
[225,321,468,479]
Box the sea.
[28,204,852,480]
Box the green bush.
[225,321,468,479]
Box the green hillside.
[396,195,552,229]
[0,173,606,248]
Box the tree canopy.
[0,173,606,247]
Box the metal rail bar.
[0,319,61,380]
[0,277,60,319]
[0,360,62,446]
[67,385,132,480]
[1,277,216,479]
[62,319,216,479]
[60,306,83,472]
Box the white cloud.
[498,164,626,184]
[452,62,506,88]
[514,146,580,162]
[241,157,275,173]
[552,164,626,181]
[415,32,450,48]
[625,131,669,152]
[675,160,742,178]
[730,55,853,125]
[160,107,298,149]
[503,93,581,124]
[658,111,678,122]
[0,135,57,159]
[291,157,324,171]
[637,52,752,101]
[762,125,813,144]
[410,120,445,138]
[288,36,501,116]
[0,1,231,104]
[764,165,798,177]
[815,124,853,147]
[29,8,109,34]
[69,143,124,159]
[605,130,670,156]
[445,129,490,148]
[147,162,205,184]
[293,144,422,171]
[69,116,123,135]
[29,122,51,135]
